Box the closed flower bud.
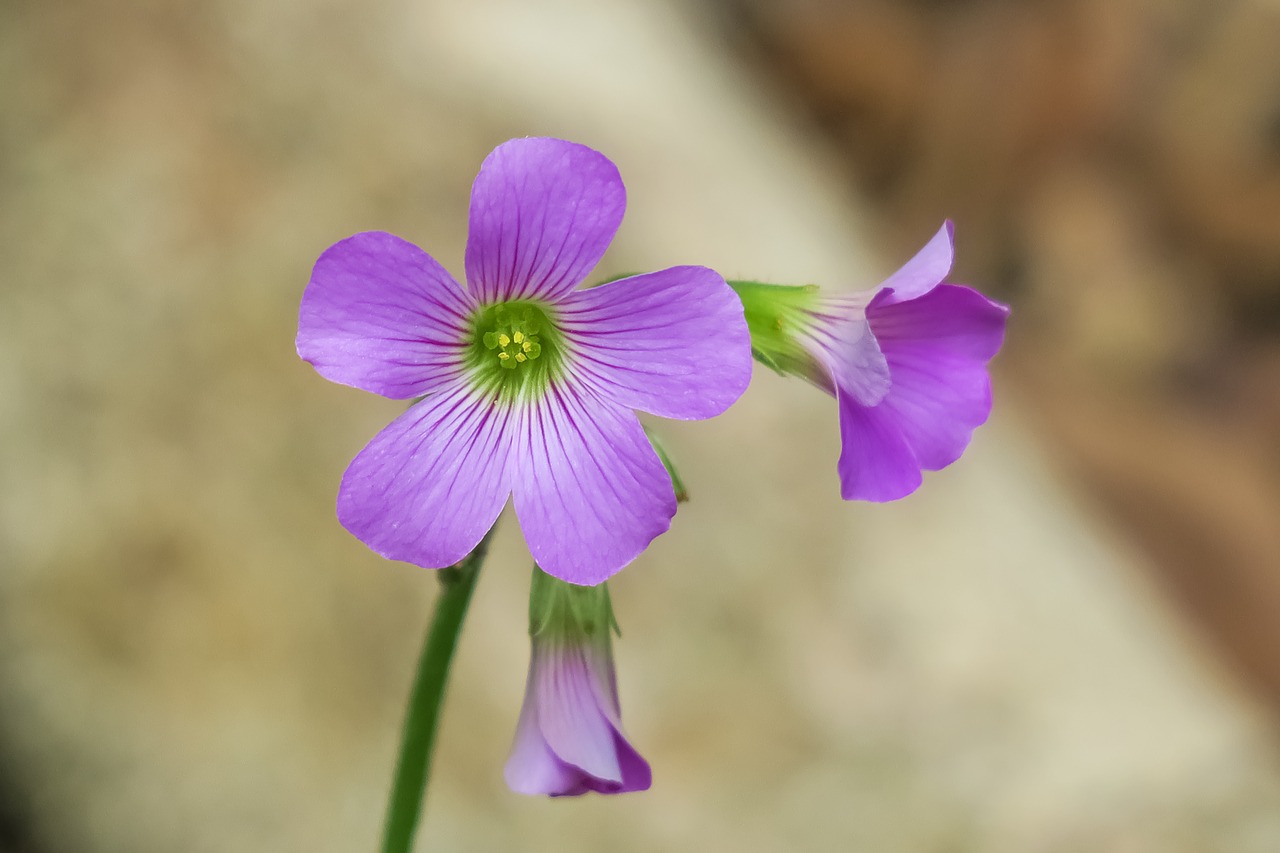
[504,568,651,796]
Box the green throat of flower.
[466,301,564,399]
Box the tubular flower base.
[731,222,1009,501]
[505,568,650,797]
[297,138,752,585]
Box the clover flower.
[505,568,650,796]
[298,138,751,585]
[732,222,1008,501]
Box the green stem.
[380,526,496,853]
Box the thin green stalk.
[381,526,496,853]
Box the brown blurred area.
[719,0,1280,711]
[5,1,1280,851]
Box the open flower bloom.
[297,138,751,585]
[731,222,1009,501]
[505,568,650,796]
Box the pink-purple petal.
[336,385,512,568]
[610,734,652,793]
[504,638,652,796]
[869,282,1008,362]
[837,393,923,501]
[505,667,587,796]
[559,266,752,419]
[534,641,623,783]
[868,284,1008,471]
[837,284,1009,500]
[512,385,675,586]
[465,138,625,304]
[875,357,993,471]
[297,231,474,399]
[806,313,891,407]
[875,221,954,305]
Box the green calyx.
[728,280,825,382]
[643,425,689,503]
[528,566,619,643]
[466,301,564,400]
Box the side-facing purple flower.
[298,138,752,585]
[730,222,1008,501]
[505,568,650,796]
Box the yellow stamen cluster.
[483,319,543,370]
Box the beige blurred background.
[3,1,1280,851]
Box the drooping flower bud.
[504,567,651,796]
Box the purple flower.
[505,569,650,796]
[297,138,751,585]
[732,222,1008,501]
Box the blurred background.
[3,0,1280,851]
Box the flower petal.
[876,221,954,305]
[297,231,474,399]
[805,312,891,407]
[465,138,625,305]
[837,284,1008,501]
[504,660,590,796]
[869,284,1009,470]
[534,641,623,784]
[870,283,1007,363]
[512,384,675,585]
[336,384,512,568]
[558,266,751,419]
[610,733,652,794]
[836,392,922,502]
[504,638,652,796]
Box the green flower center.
[466,301,564,399]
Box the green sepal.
[643,426,689,503]
[528,565,620,641]
[728,280,829,387]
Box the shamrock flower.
[298,138,751,585]
[505,568,650,796]
[732,222,1008,501]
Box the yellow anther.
[513,331,524,344]
[497,333,511,347]
[497,352,510,361]
[515,353,527,363]
[522,340,533,352]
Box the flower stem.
[380,526,496,853]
